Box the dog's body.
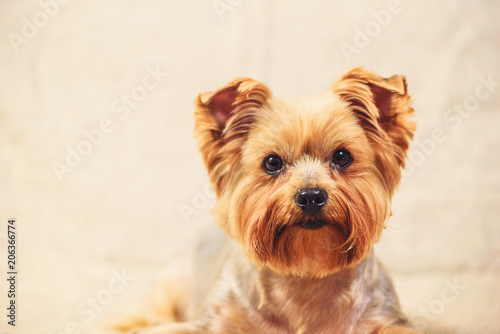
[118,68,421,334]
[134,227,410,334]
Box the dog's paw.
[378,325,425,334]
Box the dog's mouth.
[298,220,326,230]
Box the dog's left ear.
[332,67,415,169]
[194,78,272,194]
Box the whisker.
[384,224,398,230]
[344,198,390,231]
[349,204,375,222]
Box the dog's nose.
[295,188,327,215]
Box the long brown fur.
[117,68,422,334]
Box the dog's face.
[194,68,415,277]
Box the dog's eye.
[331,149,352,169]
[263,155,283,174]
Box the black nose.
[295,188,327,215]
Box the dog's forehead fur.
[242,92,372,165]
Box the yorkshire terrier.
[118,67,421,334]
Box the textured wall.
[0,0,499,333]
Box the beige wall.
[0,0,499,333]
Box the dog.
[117,67,421,334]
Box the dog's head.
[194,67,415,277]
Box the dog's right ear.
[194,78,272,194]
